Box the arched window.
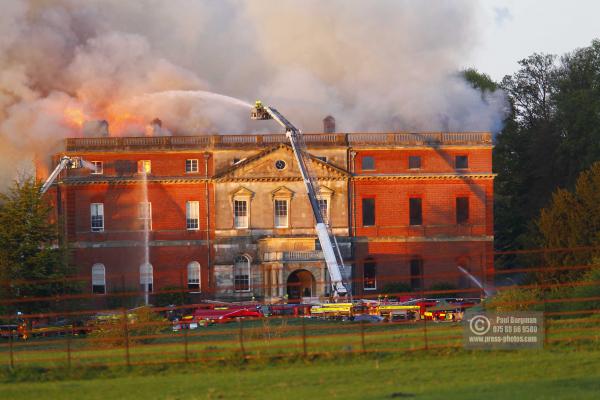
[234,255,250,292]
[92,263,106,294]
[140,263,153,293]
[187,261,201,291]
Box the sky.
[469,0,600,80]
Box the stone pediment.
[231,186,255,198]
[214,144,349,181]
[271,186,294,199]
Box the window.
[90,203,104,232]
[140,263,153,293]
[92,264,106,294]
[91,161,103,175]
[139,202,152,230]
[455,155,468,169]
[187,261,201,291]
[409,198,422,226]
[361,156,375,170]
[275,160,287,170]
[456,197,469,224]
[186,201,199,230]
[410,258,423,291]
[318,199,329,224]
[363,260,376,290]
[137,160,151,174]
[185,159,199,173]
[234,200,248,228]
[274,199,289,228]
[362,198,375,226]
[408,156,421,170]
[234,255,250,292]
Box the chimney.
[82,120,109,137]
[323,115,335,133]
[146,118,166,136]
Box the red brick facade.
[43,132,494,301]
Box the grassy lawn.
[1,349,600,399]
[2,317,600,399]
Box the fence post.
[122,308,131,367]
[238,319,246,360]
[184,328,189,363]
[360,320,366,354]
[8,330,14,369]
[66,333,72,369]
[301,317,307,358]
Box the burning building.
[41,124,494,302]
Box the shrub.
[87,306,168,348]
[380,282,412,295]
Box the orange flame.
[64,107,87,128]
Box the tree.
[537,162,600,281]
[0,177,72,314]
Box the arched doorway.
[287,269,316,300]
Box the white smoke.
[0,0,507,186]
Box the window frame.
[456,196,469,224]
[186,201,200,230]
[137,160,151,174]
[233,255,251,292]
[455,155,469,170]
[90,161,103,175]
[274,199,289,228]
[140,263,154,293]
[408,155,421,170]
[92,263,106,294]
[410,258,423,291]
[233,199,249,229]
[90,203,104,232]
[185,159,199,173]
[187,261,201,291]
[362,197,376,227]
[361,155,375,171]
[363,260,377,291]
[317,198,329,224]
[138,202,152,231]
[409,197,423,226]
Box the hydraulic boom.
[40,156,82,194]
[251,101,348,297]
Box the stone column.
[278,267,284,297]
[271,267,278,298]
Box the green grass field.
[2,317,600,399]
[1,349,600,399]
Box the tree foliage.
[537,162,600,281]
[488,40,600,270]
[0,177,72,313]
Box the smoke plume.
[0,0,507,186]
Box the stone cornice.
[352,173,496,181]
[61,176,208,185]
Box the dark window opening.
[362,198,375,226]
[410,259,423,291]
[140,283,153,293]
[456,197,469,224]
[362,156,375,170]
[455,155,469,169]
[92,285,105,294]
[364,261,376,290]
[408,156,421,169]
[409,198,422,226]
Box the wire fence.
[1,247,600,370]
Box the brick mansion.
[40,121,494,302]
